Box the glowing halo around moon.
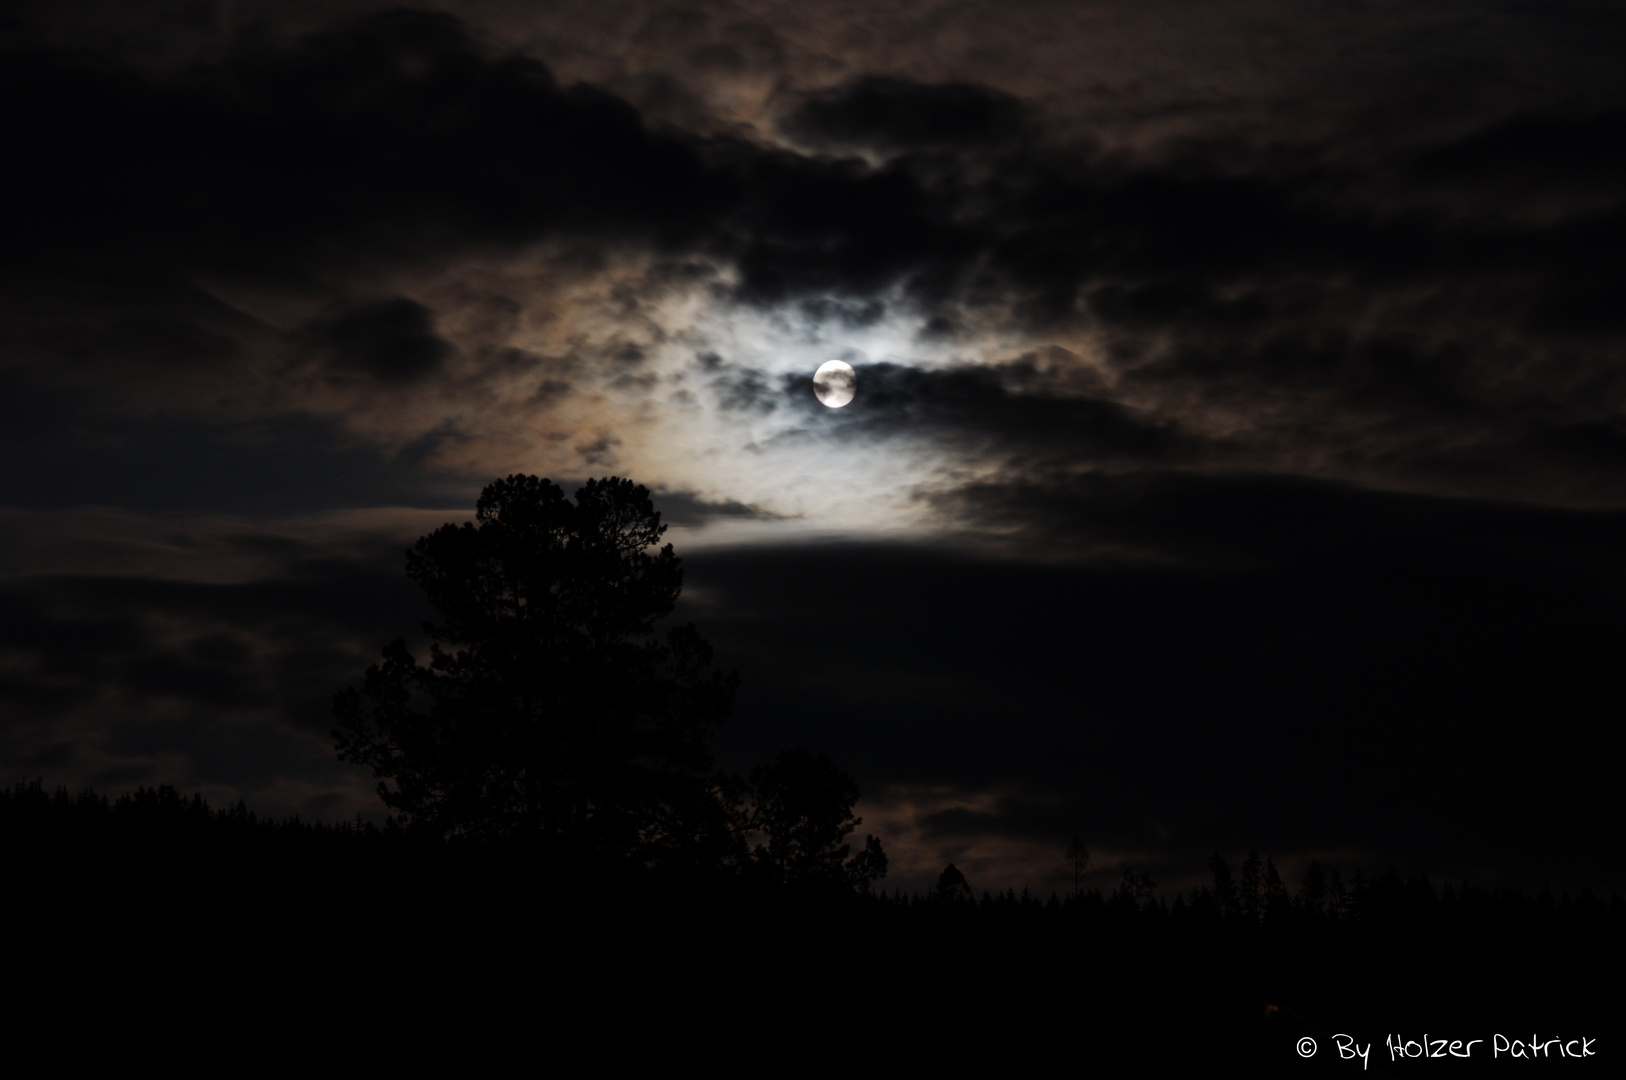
[813,359,857,408]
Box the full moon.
[813,360,857,408]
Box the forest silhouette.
[7,477,1618,1073]
[5,775,1615,1072]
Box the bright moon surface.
[813,360,857,408]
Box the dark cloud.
[3,7,1622,319]
[0,556,438,814]
[727,151,973,305]
[2,11,728,281]
[781,77,1029,152]
[1407,108,1626,193]
[1521,416,1626,479]
[1131,329,1483,415]
[917,797,1074,843]
[0,371,477,515]
[303,297,452,383]
[0,264,268,389]
[650,490,787,527]
[934,468,1626,579]
[684,473,1626,892]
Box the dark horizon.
[3,1,1623,901]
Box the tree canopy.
[333,475,739,865]
[747,748,887,891]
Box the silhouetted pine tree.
[745,748,887,891]
[1299,860,1327,917]
[1263,855,1290,922]
[1210,852,1239,917]
[937,864,973,904]
[1239,848,1263,921]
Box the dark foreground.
[7,787,1617,1073]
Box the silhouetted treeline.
[12,777,1619,917]
[1,775,871,900]
[862,864,1623,936]
[1,778,400,861]
[10,779,1619,1075]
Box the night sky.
[5,0,1623,896]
